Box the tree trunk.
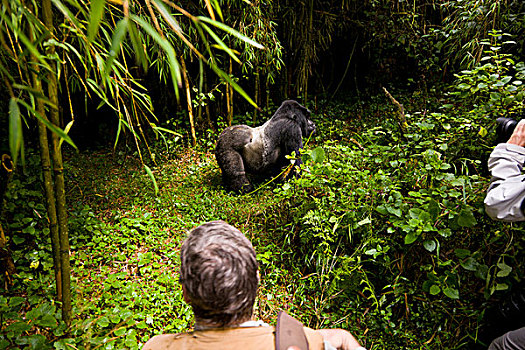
[43,0,71,326]
[180,55,196,146]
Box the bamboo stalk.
[30,59,62,301]
[43,0,72,326]
[226,57,233,125]
[180,55,196,146]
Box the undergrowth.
[2,48,525,349]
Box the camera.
[496,117,518,144]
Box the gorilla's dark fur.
[215,100,316,193]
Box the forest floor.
[3,92,525,350]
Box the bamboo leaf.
[9,98,23,166]
[200,22,241,64]
[114,118,123,151]
[210,64,258,109]
[151,125,183,136]
[88,0,106,42]
[210,0,224,21]
[197,16,264,49]
[0,12,51,71]
[51,0,84,30]
[104,17,129,79]
[16,100,77,150]
[58,120,75,148]
[131,15,181,100]
[144,165,159,196]
[12,84,56,108]
[128,22,149,71]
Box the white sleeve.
[484,143,525,222]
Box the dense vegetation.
[1,0,525,349]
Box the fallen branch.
[382,86,408,135]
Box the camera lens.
[496,117,518,144]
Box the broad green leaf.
[457,208,477,227]
[426,199,440,220]
[144,165,159,196]
[404,232,418,245]
[35,314,58,328]
[310,147,326,163]
[15,334,46,348]
[478,126,488,137]
[197,16,264,49]
[5,321,31,336]
[454,248,471,258]
[496,262,512,277]
[88,0,106,42]
[54,339,76,350]
[429,285,441,295]
[443,287,459,299]
[423,240,436,252]
[9,98,23,167]
[460,257,478,271]
[97,316,110,328]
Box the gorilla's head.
[277,100,316,137]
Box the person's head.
[180,220,259,328]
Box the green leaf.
[54,338,76,350]
[443,287,459,299]
[200,22,241,64]
[35,314,57,328]
[128,22,148,71]
[454,249,471,258]
[457,208,477,227]
[16,100,77,150]
[404,232,418,245]
[0,11,50,71]
[103,18,129,80]
[197,16,264,49]
[88,0,106,42]
[426,199,440,220]
[423,240,436,252]
[97,316,110,328]
[131,15,181,100]
[144,165,159,196]
[375,205,388,215]
[15,334,46,348]
[496,262,512,277]
[310,147,326,163]
[460,257,478,271]
[5,321,31,336]
[9,98,23,167]
[210,64,258,109]
[429,285,441,295]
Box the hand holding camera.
[507,120,525,147]
[496,117,525,147]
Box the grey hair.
[180,221,259,327]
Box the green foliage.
[449,31,525,120]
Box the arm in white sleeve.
[484,143,525,222]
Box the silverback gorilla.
[215,100,316,193]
